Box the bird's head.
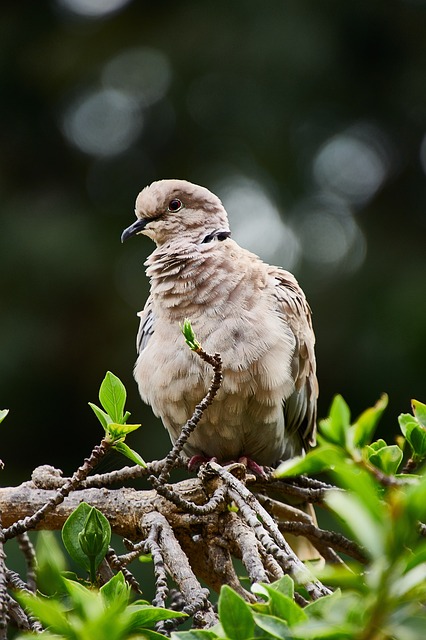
[121,179,231,247]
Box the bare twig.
[17,533,37,592]
[152,479,228,515]
[4,439,112,540]
[156,348,223,485]
[105,548,142,594]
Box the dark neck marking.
[201,230,231,244]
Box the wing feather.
[270,267,318,451]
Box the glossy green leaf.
[319,395,350,447]
[16,591,72,634]
[412,400,426,428]
[126,604,187,630]
[35,531,67,596]
[99,371,127,423]
[88,402,112,430]
[329,461,384,520]
[398,413,417,437]
[367,444,403,475]
[405,423,426,458]
[108,421,142,439]
[218,585,254,640]
[100,571,130,608]
[253,612,292,638]
[269,575,294,599]
[0,409,9,424]
[326,490,384,559]
[62,502,111,574]
[352,393,388,448]
[171,632,218,640]
[274,445,342,478]
[113,441,146,467]
[252,583,306,626]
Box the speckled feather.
[125,179,318,467]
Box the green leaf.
[252,612,292,638]
[171,632,218,640]
[326,490,384,559]
[252,583,306,626]
[319,395,351,447]
[113,441,146,467]
[0,409,9,424]
[99,371,127,423]
[352,393,388,448]
[16,591,72,635]
[35,531,67,596]
[107,422,141,440]
[88,402,112,430]
[62,503,111,574]
[404,474,426,521]
[269,575,294,599]
[405,423,426,459]
[100,571,130,608]
[274,445,342,478]
[218,585,254,640]
[366,444,403,475]
[412,399,426,428]
[126,604,187,631]
[303,589,343,618]
[398,413,416,437]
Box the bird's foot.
[237,456,268,478]
[188,455,218,472]
[188,454,268,479]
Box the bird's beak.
[121,218,149,243]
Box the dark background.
[1,0,426,486]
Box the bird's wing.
[136,296,155,354]
[270,267,318,451]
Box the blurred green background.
[1,0,426,485]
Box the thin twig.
[17,533,37,592]
[156,349,223,485]
[151,479,228,515]
[278,521,367,564]
[3,438,112,540]
[105,548,142,594]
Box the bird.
[121,179,318,472]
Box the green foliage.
[275,392,416,478]
[62,503,111,583]
[174,395,426,639]
[0,408,8,424]
[89,371,145,467]
[16,532,185,639]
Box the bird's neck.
[144,240,263,320]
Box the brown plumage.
[121,179,318,468]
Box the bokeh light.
[62,88,143,157]
[56,0,131,19]
[312,124,391,205]
[217,176,301,270]
[102,47,172,107]
[292,195,366,275]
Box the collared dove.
[121,179,318,469]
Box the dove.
[121,179,318,470]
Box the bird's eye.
[167,198,183,212]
